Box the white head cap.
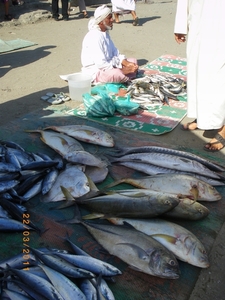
[94,5,111,24]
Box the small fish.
[39,263,87,300]
[7,267,65,300]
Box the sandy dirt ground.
[0,1,225,299]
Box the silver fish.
[25,129,84,156]
[112,145,225,172]
[64,150,107,168]
[55,252,122,277]
[43,164,90,202]
[163,198,209,220]
[8,268,64,300]
[75,190,179,218]
[113,161,225,186]
[108,152,221,179]
[43,125,114,147]
[39,263,87,300]
[106,174,221,201]
[81,221,180,279]
[108,217,209,268]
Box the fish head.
[183,236,209,268]
[147,247,180,279]
[194,181,221,201]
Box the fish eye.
[169,260,176,266]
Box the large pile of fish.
[126,74,187,107]
[0,238,121,300]
[1,123,225,295]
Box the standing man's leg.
[61,0,69,20]
[52,0,59,20]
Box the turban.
[94,5,111,24]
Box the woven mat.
[67,54,187,135]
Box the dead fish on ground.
[162,198,209,220]
[43,125,114,147]
[107,152,221,180]
[111,145,225,172]
[104,174,222,201]
[42,164,90,203]
[25,129,84,157]
[71,210,180,279]
[72,189,180,219]
[108,217,209,268]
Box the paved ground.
[0,1,225,299]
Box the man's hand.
[121,60,138,75]
[174,33,186,44]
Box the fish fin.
[24,129,41,133]
[116,243,149,260]
[117,191,148,198]
[100,179,126,190]
[123,221,136,229]
[82,213,105,220]
[190,184,199,203]
[60,186,76,201]
[86,176,99,192]
[151,234,177,244]
[57,203,82,224]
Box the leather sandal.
[133,17,138,26]
[181,119,198,131]
[204,133,225,152]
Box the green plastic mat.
[66,54,187,135]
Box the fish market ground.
[1,0,225,299]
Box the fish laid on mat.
[108,218,209,268]
[43,125,115,147]
[25,129,84,156]
[25,129,106,168]
[126,74,187,105]
[73,189,180,219]
[107,152,221,179]
[76,220,180,279]
[42,164,90,202]
[112,145,225,172]
[162,198,209,220]
[104,174,221,201]
[112,161,225,186]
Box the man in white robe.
[111,0,138,25]
[174,0,225,151]
[81,5,138,84]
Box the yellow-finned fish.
[108,217,209,268]
[43,125,114,147]
[104,174,221,201]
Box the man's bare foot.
[181,119,198,131]
[204,126,225,152]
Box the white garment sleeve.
[174,0,188,34]
[94,33,125,70]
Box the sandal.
[204,133,225,152]
[133,17,138,26]
[181,119,198,131]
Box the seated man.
[81,5,139,84]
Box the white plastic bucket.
[67,73,92,103]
